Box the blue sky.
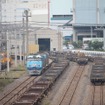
[51,0,72,15]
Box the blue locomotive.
[26,52,49,75]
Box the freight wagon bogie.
[91,79,105,85]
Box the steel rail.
[58,65,85,105]
[0,76,36,105]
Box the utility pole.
[23,10,31,58]
[6,30,10,72]
[15,30,17,67]
[25,10,29,57]
[22,17,25,65]
[48,0,50,27]
[0,0,2,49]
[19,33,22,64]
[0,0,2,23]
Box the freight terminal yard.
[0,51,105,105]
[1,0,105,105]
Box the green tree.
[63,40,69,47]
[88,41,93,49]
[72,40,83,48]
[72,42,78,48]
[78,40,83,48]
[88,41,103,50]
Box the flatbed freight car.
[90,63,105,85]
[12,59,69,105]
[76,57,88,65]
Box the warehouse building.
[35,28,63,51]
[10,27,63,56]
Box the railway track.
[57,65,85,105]
[89,57,105,105]
[0,76,38,105]
[0,58,54,105]
[56,63,105,105]
[91,85,103,105]
[10,59,69,105]
[2,55,105,105]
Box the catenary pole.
[6,30,10,72]
[15,30,17,67]
[22,17,25,65]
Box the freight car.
[90,64,105,85]
[76,52,88,65]
[76,57,88,65]
[26,52,49,75]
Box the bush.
[88,41,103,50]
[72,40,83,48]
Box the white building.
[2,0,49,24]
